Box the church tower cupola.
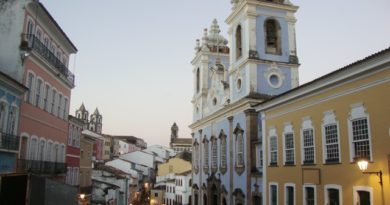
[76,103,89,129]
[191,19,230,122]
[89,108,102,134]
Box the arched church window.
[265,19,281,54]
[196,68,200,93]
[236,25,242,59]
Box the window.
[324,124,339,163]
[46,141,52,161]
[51,89,57,114]
[269,136,278,165]
[35,79,42,107]
[29,137,38,160]
[36,29,42,40]
[26,72,35,104]
[235,25,242,59]
[265,19,281,54]
[68,125,73,145]
[220,134,227,169]
[203,138,209,169]
[269,183,278,205]
[285,184,295,205]
[302,129,315,164]
[348,103,371,161]
[303,185,315,205]
[196,68,200,93]
[353,186,372,205]
[7,106,17,135]
[63,98,68,120]
[194,141,199,170]
[43,84,50,111]
[322,111,340,163]
[26,19,34,35]
[351,118,370,159]
[57,93,62,118]
[155,193,158,197]
[38,139,46,161]
[211,137,218,170]
[0,102,7,132]
[284,133,295,165]
[236,131,244,167]
[324,185,342,205]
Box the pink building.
[17,2,77,178]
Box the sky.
[40,0,390,147]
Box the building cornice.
[226,0,299,24]
[255,47,390,112]
[189,96,264,129]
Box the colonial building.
[190,0,299,204]
[256,47,390,205]
[14,0,78,183]
[170,122,192,154]
[0,1,79,204]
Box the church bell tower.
[227,0,300,103]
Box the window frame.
[322,111,341,164]
[283,123,295,166]
[268,127,278,166]
[269,182,278,205]
[353,186,373,205]
[210,136,218,171]
[303,184,316,205]
[284,183,295,205]
[26,71,36,104]
[235,24,243,60]
[348,103,372,162]
[324,184,342,205]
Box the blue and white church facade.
[190,1,299,204]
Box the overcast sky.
[40,0,390,147]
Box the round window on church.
[236,78,242,91]
[213,98,217,106]
[268,73,282,88]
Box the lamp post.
[356,158,383,186]
[78,193,87,205]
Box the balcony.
[0,132,20,151]
[17,159,67,174]
[22,34,75,86]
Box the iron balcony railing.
[22,34,75,85]
[17,159,67,175]
[0,132,20,151]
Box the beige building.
[257,48,390,205]
[79,133,95,196]
[102,134,112,160]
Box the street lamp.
[356,158,383,186]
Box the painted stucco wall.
[263,67,390,205]
[0,0,25,82]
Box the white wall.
[0,0,25,82]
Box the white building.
[92,165,137,205]
[144,145,175,160]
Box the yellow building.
[256,48,390,205]
[155,153,192,205]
